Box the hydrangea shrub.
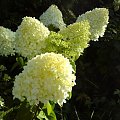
[0,4,109,120]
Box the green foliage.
[1,108,14,120]
[37,102,56,120]
[37,110,49,120]
[113,0,120,11]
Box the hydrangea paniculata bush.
[0,26,15,56]
[39,5,66,29]
[0,4,110,119]
[15,17,50,59]
[13,52,76,106]
[76,8,109,41]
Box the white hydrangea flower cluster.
[39,5,66,29]
[76,8,109,41]
[13,52,76,106]
[15,17,50,59]
[0,26,15,56]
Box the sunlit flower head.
[58,20,91,60]
[15,16,50,59]
[0,26,15,56]
[39,5,66,29]
[76,8,109,41]
[13,52,76,106]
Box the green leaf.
[37,110,49,120]
[48,111,57,120]
[2,107,15,120]
[67,92,72,100]
[70,60,76,73]
[42,102,57,120]
[47,102,56,120]
[16,57,25,67]
[46,102,52,115]
[0,111,6,119]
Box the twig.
[74,106,80,120]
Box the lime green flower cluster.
[0,26,15,56]
[43,32,65,53]
[59,21,91,60]
[39,5,66,30]
[76,8,109,41]
[13,53,76,106]
[43,21,90,61]
[15,17,50,59]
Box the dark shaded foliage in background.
[0,0,120,120]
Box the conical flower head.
[15,17,50,59]
[58,20,91,60]
[0,26,15,56]
[39,5,66,30]
[76,8,109,41]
